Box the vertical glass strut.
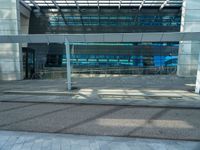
[65,41,71,91]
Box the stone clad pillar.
[177,0,200,77]
[0,0,23,80]
[195,54,200,94]
[20,3,30,47]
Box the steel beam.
[1,32,200,43]
[139,0,145,10]
[52,0,68,25]
[97,0,100,10]
[74,0,80,10]
[118,0,122,9]
[30,0,40,10]
[160,0,170,10]
[20,0,32,11]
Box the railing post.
[65,40,71,91]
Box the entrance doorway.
[22,47,35,79]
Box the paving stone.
[0,131,200,150]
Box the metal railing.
[30,66,177,80]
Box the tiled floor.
[0,130,200,150]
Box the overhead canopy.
[0,32,200,43]
[21,0,182,10]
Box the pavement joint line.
[3,91,196,98]
[0,95,35,102]
[0,103,38,113]
[3,91,77,96]
[1,129,200,142]
[0,100,200,109]
[55,106,124,133]
[99,94,183,98]
[0,105,76,128]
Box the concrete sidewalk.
[1,93,200,108]
[0,130,200,150]
[0,75,196,93]
[0,75,200,108]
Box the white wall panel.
[0,0,22,80]
[178,0,200,77]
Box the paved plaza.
[0,102,200,141]
[0,75,200,149]
[0,130,200,150]
[0,75,199,108]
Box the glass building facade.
[27,7,181,74]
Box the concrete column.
[20,3,30,47]
[177,0,200,77]
[0,0,22,80]
[20,3,30,34]
[195,54,200,94]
